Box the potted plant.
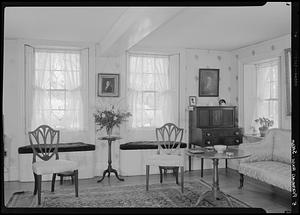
[254,117,274,137]
[94,105,132,137]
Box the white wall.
[232,34,291,130]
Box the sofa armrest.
[239,142,273,163]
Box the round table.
[186,146,250,207]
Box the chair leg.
[33,173,38,195]
[201,158,204,177]
[174,167,179,185]
[159,167,163,183]
[51,173,56,192]
[239,173,244,189]
[180,166,184,193]
[74,170,78,197]
[71,175,74,184]
[37,175,42,205]
[146,165,150,191]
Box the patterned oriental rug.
[6,180,251,208]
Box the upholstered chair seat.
[32,159,78,175]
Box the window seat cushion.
[120,141,187,150]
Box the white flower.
[101,113,105,118]
[113,116,118,121]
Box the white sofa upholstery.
[238,128,291,192]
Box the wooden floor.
[4,168,291,212]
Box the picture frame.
[97,73,120,97]
[198,68,219,97]
[189,96,197,106]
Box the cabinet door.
[210,109,223,127]
[197,109,210,127]
[222,109,234,127]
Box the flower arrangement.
[94,106,132,137]
[254,117,274,137]
[254,117,274,128]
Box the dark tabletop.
[18,142,95,154]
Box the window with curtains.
[127,54,179,128]
[25,46,88,131]
[255,58,279,128]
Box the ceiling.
[4,7,128,43]
[134,2,291,51]
[4,3,291,52]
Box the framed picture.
[97,73,119,97]
[198,68,219,97]
[189,96,197,106]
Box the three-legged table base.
[195,189,233,207]
[97,166,124,182]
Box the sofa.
[238,128,291,192]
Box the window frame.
[126,53,171,129]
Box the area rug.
[6,180,251,208]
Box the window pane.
[51,91,65,110]
[143,92,155,110]
[270,82,278,98]
[143,110,154,127]
[50,110,64,128]
[143,74,155,90]
[51,70,65,89]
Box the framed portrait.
[189,96,197,106]
[97,73,119,97]
[198,68,219,97]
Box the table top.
[185,146,250,160]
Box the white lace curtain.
[25,46,88,132]
[251,58,279,130]
[127,54,179,128]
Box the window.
[25,46,88,131]
[255,58,279,128]
[127,54,179,128]
[284,48,291,116]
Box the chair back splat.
[28,125,60,163]
[156,123,184,155]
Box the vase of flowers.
[94,106,132,137]
[254,117,274,137]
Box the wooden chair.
[28,125,79,205]
[145,123,185,193]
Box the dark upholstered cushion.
[18,142,95,154]
[120,141,187,150]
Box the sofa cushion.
[239,161,291,191]
[273,130,291,164]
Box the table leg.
[201,158,204,177]
[195,158,233,207]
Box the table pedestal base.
[195,189,233,207]
[97,166,124,182]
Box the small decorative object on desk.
[213,145,227,153]
[218,98,226,106]
[254,117,274,137]
[94,105,132,137]
[226,152,234,157]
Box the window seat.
[120,141,187,150]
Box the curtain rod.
[24,44,89,52]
